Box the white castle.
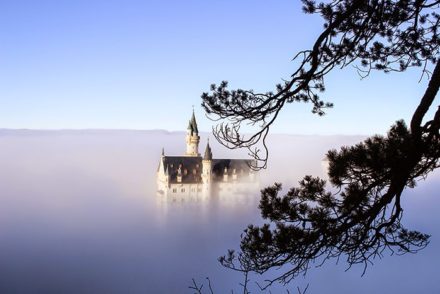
[156,111,258,200]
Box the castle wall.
[164,183,208,202]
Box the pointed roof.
[204,140,212,160]
[187,109,198,134]
[157,156,166,173]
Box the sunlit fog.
[0,130,439,293]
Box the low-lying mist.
[0,130,438,293]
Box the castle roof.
[187,110,198,134]
[161,155,254,184]
[212,159,254,181]
[203,141,212,160]
[162,156,203,184]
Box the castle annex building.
[156,111,258,199]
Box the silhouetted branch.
[219,113,439,286]
[217,56,440,286]
[206,277,214,294]
[202,0,440,169]
[205,0,440,291]
[189,278,204,294]
[297,284,309,294]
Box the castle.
[156,111,258,200]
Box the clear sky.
[0,0,433,135]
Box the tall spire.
[187,109,198,134]
[185,108,200,156]
[190,109,198,133]
[204,139,212,160]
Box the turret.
[202,141,213,191]
[157,147,166,174]
[156,148,169,193]
[203,140,212,161]
[185,110,200,156]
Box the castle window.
[191,187,196,192]
[181,188,185,192]
[197,188,202,192]
[172,188,177,193]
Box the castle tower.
[185,110,200,156]
[202,140,213,192]
[156,147,168,193]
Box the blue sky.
[0,0,432,134]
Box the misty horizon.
[0,128,372,137]
[0,130,438,293]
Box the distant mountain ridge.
[0,128,368,138]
